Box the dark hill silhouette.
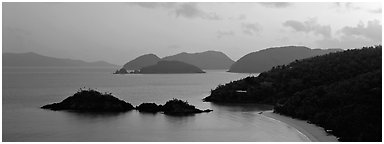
[162,50,235,69]
[123,54,161,70]
[204,45,381,142]
[3,52,117,67]
[229,46,342,73]
[41,89,134,112]
[139,61,205,74]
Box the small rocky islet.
[41,89,212,116]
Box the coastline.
[261,110,339,142]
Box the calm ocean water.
[3,67,309,142]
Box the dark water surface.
[3,67,309,141]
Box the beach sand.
[261,110,339,142]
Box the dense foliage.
[42,88,134,112]
[204,45,382,141]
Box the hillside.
[228,46,342,73]
[3,52,117,67]
[139,61,205,74]
[204,45,382,141]
[123,54,161,70]
[162,51,235,69]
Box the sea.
[2,67,310,142]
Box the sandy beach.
[261,110,339,142]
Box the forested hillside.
[204,45,382,141]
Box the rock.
[41,89,134,112]
[136,103,163,113]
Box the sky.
[2,2,382,65]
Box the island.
[3,52,117,68]
[137,61,205,74]
[42,89,212,115]
[136,99,212,115]
[41,89,135,112]
[204,45,381,142]
[162,50,235,69]
[113,68,129,74]
[228,46,341,73]
[123,54,161,70]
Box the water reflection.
[59,110,129,120]
[209,102,273,112]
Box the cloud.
[174,3,222,20]
[283,18,332,38]
[241,23,262,35]
[340,20,382,42]
[316,20,382,49]
[217,30,235,39]
[229,14,246,21]
[259,2,292,8]
[132,2,222,20]
[369,8,382,14]
[332,2,363,12]
[130,2,175,9]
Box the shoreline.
[261,110,338,142]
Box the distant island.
[228,46,342,73]
[123,54,161,70]
[3,52,117,68]
[42,89,212,115]
[138,61,205,74]
[204,45,381,142]
[162,50,235,69]
[120,50,234,73]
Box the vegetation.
[136,103,162,113]
[43,89,212,115]
[228,46,341,73]
[41,88,134,112]
[113,68,129,74]
[204,45,381,141]
[136,99,212,115]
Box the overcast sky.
[3,2,382,65]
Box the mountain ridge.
[3,52,117,67]
[229,46,342,73]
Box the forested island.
[42,89,211,115]
[204,45,381,142]
[115,60,205,74]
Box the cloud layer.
[283,19,332,38]
[242,23,262,35]
[132,2,222,20]
[259,2,292,8]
